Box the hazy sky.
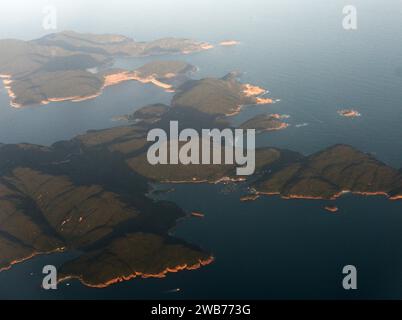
[0,0,401,41]
[1,0,267,40]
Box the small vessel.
[165,288,181,293]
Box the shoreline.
[0,74,22,108]
[0,247,66,273]
[181,42,214,54]
[254,190,402,201]
[219,40,240,47]
[103,71,174,91]
[58,256,214,288]
[225,83,274,117]
[153,176,246,184]
[1,71,176,108]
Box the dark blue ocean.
[1,0,402,299]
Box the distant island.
[338,109,361,118]
[219,40,240,46]
[0,31,212,107]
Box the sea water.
[1,0,402,298]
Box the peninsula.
[239,114,289,132]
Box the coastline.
[58,256,214,288]
[1,71,176,108]
[220,40,240,46]
[224,83,274,117]
[0,74,22,108]
[254,190,402,201]
[0,247,66,273]
[259,122,289,132]
[103,71,174,91]
[153,176,247,184]
[181,42,214,54]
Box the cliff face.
[58,233,213,288]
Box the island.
[337,109,361,118]
[219,40,240,46]
[1,112,402,287]
[113,72,277,131]
[252,144,402,200]
[33,31,213,57]
[1,56,400,288]
[72,123,402,200]
[0,31,212,107]
[0,142,213,285]
[58,233,213,288]
[171,72,273,117]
